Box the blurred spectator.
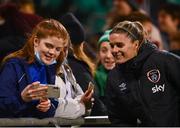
[104,0,139,30]
[94,30,115,105]
[73,0,111,33]
[128,12,164,49]
[0,3,43,63]
[112,0,139,15]
[72,0,112,60]
[158,3,180,50]
[83,41,98,63]
[169,31,180,56]
[35,0,73,19]
[60,13,96,88]
[60,13,107,116]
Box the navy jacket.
[106,42,180,126]
[0,58,58,118]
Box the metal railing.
[0,116,110,127]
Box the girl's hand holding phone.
[80,82,94,109]
[21,81,48,102]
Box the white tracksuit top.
[54,64,85,119]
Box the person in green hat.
[94,30,115,104]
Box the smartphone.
[40,84,60,98]
[46,85,60,98]
[88,82,94,91]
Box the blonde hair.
[72,43,96,76]
[111,21,145,45]
[2,19,70,72]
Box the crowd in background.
[0,0,180,126]
[0,0,180,60]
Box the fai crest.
[147,69,160,83]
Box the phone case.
[47,85,60,98]
[88,82,94,91]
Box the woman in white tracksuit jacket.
[54,62,93,119]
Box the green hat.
[98,30,111,48]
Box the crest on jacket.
[147,69,160,83]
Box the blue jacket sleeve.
[0,62,30,117]
[0,60,58,118]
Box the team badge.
[147,69,160,83]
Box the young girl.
[95,30,115,104]
[0,19,70,118]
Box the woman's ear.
[34,37,39,47]
[134,40,140,49]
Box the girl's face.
[34,36,68,65]
[109,33,139,64]
[99,42,115,70]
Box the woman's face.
[99,42,115,70]
[34,36,68,65]
[109,33,139,64]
